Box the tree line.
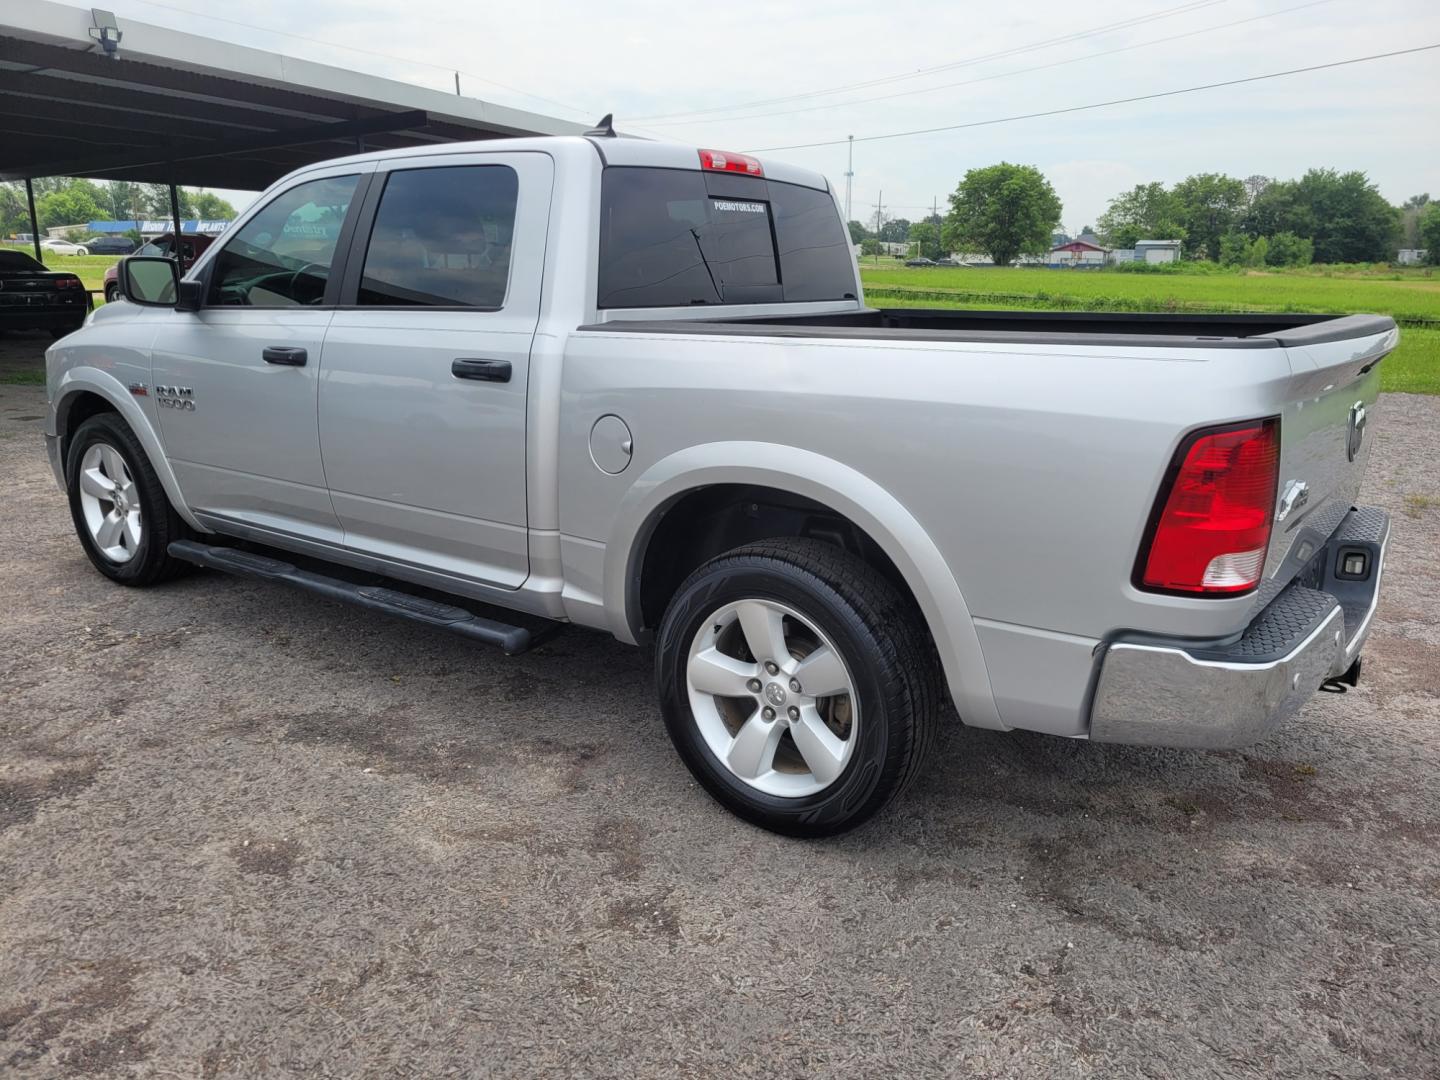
[1,177,237,238]
[849,164,1440,267]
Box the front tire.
[65,413,191,586]
[656,538,939,837]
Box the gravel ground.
[2,340,1438,1078]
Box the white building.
[1397,249,1429,266]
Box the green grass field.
[859,264,1440,394]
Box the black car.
[85,235,136,255]
[0,249,91,337]
[904,257,937,267]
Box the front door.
[319,153,552,588]
[151,167,368,543]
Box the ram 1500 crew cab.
[45,135,1394,835]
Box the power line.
[122,0,597,121]
[630,0,1225,122]
[750,43,1440,153]
[644,0,1333,128]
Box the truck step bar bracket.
[167,540,557,656]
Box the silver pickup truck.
[45,134,1394,835]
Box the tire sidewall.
[65,416,163,584]
[657,560,897,836]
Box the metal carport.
[0,0,586,260]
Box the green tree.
[190,190,237,220]
[859,237,881,257]
[1420,204,1440,265]
[0,182,29,237]
[846,219,869,244]
[1096,181,1186,249]
[907,220,943,260]
[943,162,1061,267]
[35,181,108,231]
[1265,231,1313,267]
[1171,173,1247,260]
[877,217,911,244]
[1246,169,1398,263]
[1247,235,1269,268]
[1218,232,1251,267]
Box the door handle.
[263,346,307,366]
[451,358,511,383]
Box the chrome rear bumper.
[1089,506,1388,750]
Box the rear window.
[597,167,855,309]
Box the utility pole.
[933,195,940,259]
[844,135,854,224]
[454,71,461,96]
[872,191,884,265]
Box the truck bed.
[589,308,1396,350]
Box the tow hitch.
[1320,657,1363,694]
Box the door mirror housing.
[177,279,204,312]
[119,256,180,306]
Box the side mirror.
[119,256,180,306]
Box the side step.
[168,540,554,655]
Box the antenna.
[585,113,617,138]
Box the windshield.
[597,167,856,309]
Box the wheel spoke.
[792,645,850,698]
[790,707,848,785]
[735,601,791,668]
[689,647,758,698]
[80,467,116,500]
[99,445,127,482]
[95,511,124,548]
[726,713,784,780]
[122,510,142,549]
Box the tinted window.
[0,250,45,272]
[769,181,857,303]
[208,174,358,307]
[358,166,518,308]
[597,167,855,309]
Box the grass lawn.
[859,264,1440,395]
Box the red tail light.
[1139,418,1280,595]
[55,277,81,289]
[698,149,763,176]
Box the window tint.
[597,167,855,309]
[0,250,45,272]
[208,174,358,307]
[769,181,857,303]
[358,166,518,308]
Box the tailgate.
[1265,316,1398,590]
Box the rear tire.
[65,413,192,586]
[656,537,939,837]
[104,284,119,304]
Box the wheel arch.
[53,373,205,532]
[607,442,1004,730]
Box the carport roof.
[0,0,588,190]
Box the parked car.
[40,238,90,256]
[935,257,959,267]
[904,257,936,267]
[85,236,137,256]
[102,233,213,301]
[0,249,90,337]
[47,136,1394,836]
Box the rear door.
[151,165,369,543]
[318,152,553,588]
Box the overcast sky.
[105,0,1440,229]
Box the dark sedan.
[0,250,91,337]
[85,235,137,255]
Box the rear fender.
[607,441,1005,730]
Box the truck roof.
[280,135,832,194]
